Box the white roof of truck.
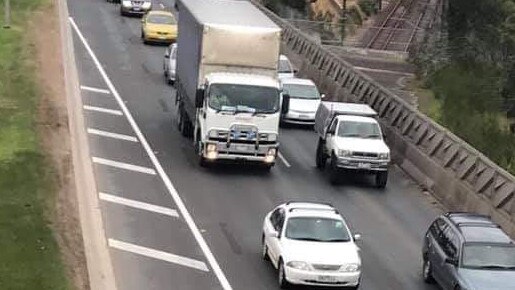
[178,0,279,30]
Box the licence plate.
[318,275,336,283]
[235,145,252,152]
[358,162,371,169]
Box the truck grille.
[312,264,341,271]
[352,151,378,159]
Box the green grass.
[0,1,70,289]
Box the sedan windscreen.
[462,244,515,269]
[148,15,176,25]
[285,217,350,242]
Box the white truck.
[175,0,285,168]
[314,102,391,187]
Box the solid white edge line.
[80,85,111,94]
[69,17,233,290]
[83,105,123,116]
[108,239,209,272]
[92,157,157,175]
[87,128,139,142]
[99,192,179,217]
[278,152,291,168]
[353,66,415,77]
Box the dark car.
[422,212,515,290]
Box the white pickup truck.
[314,102,390,187]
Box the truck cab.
[194,73,281,167]
[315,102,391,187]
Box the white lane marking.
[108,239,209,272]
[83,105,123,116]
[80,85,111,94]
[159,3,165,9]
[278,152,291,168]
[87,128,139,142]
[99,192,179,217]
[92,157,156,175]
[70,18,233,290]
[354,66,415,76]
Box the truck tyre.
[329,153,340,185]
[195,131,207,167]
[375,171,388,188]
[315,139,326,170]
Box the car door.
[267,208,285,267]
[439,227,460,289]
[430,218,450,286]
[164,46,171,72]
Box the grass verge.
[0,0,70,289]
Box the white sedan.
[262,202,362,289]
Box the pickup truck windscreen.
[208,84,280,114]
[338,121,381,139]
[282,84,320,99]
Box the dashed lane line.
[83,105,123,116]
[80,85,111,94]
[92,157,157,175]
[70,17,233,290]
[108,239,209,272]
[99,192,179,217]
[87,128,139,142]
[278,152,291,168]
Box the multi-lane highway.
[68,0,444,289]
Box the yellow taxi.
[141,11,177,44]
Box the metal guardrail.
[250,0,515,236]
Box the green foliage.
[358,0,379,17]
[428,63,515,174]
[0,0,70,289]
[348,6,363,26]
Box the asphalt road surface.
[68,0,443,289]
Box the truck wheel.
[178,109,188,137]
[315,139,326,170]
[375,171,388,189]
[329,153,339,185]
[195,132,207,167]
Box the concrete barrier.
[251,0,515,237]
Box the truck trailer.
[175,0,284,169]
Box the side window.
[270,208,285,232]
[328,119,338,134]
[442,226,458,259]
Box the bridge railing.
[251,0,515,237]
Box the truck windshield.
[208,84,280,113]
[338,120,381,139]
[282,84,320,99]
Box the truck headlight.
[259,133,277,142]
[206,143,217,160]
[338,149,351,157]
[339,263,360,272]
[286,261,311,271]
[379,152,389,160]
[264,148,276,163]
[122,0,131,7]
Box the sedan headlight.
[378,152,390,160]
[122,0,131,7]
[286,261,311,271]
[338,149,351,157]
[339,263,360,272]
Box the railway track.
[364,0,429,52]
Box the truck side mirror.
[195,88,205,108]
[281,94,290,114]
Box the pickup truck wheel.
[375,171,388,188]
[315,140,326,170]
[422,258,435,283]
[329,153,340,185]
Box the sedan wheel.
[278,260,289,289]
